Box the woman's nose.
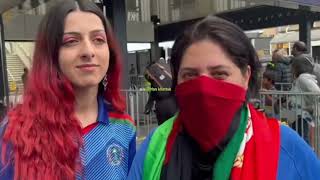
[80,39,95,60]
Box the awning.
[270,29,320,44]
[158,5,320,42]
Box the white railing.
[6,68,15,82]
[258,91,320,156]
[4,69,21,108]
[274,82,293,91]
[4,42,12,54]
[121,89,158,142]
[12,43,32,69]
[122,88,320,156]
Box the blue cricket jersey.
[0,96,136,180]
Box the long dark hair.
[170,16,261,97]
[2,0,125,179]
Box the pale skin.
[58,10,110,128]
[177,40,251,89]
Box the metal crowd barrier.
[274,82,293,91]
[121,89,158,143]
[122,88,320,157]
[258,91,320,157]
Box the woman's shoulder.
[279,125,312,153]
[0,117,14,179]
[129,119,176,166]
[107,111,136,137]
[108,111,135,126]
[278,125,320,179]
[127,129,156,179]
[101,98,135,127]
[0,117,8,138]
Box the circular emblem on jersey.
[107,144,124,166]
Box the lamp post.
[151,15,161,62]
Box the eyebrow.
[63,29,106,36]
[208,65,231,71]
[179,67,197,72]
[180,65,230,72]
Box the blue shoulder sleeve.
[278,125,320,180]
[128,132,136,172]
[0,117,14,179]
[127,129,155,180]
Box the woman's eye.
[182,72,197,79]
[212,72,228,79]
[62,39,79,46]
[93,37,106,44]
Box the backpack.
[145,62,172,89]
[145,62,173,99]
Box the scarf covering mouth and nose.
[175,76,246,152]
[142,76,280,180]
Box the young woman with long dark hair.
[0,0,135,179]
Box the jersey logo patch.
[106,143,124,166]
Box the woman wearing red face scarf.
[127,16,320,180]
